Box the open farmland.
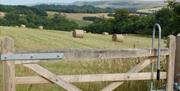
[0,26,166,91]
[0,11,5,18]
[62,13,111,21]
[0,26,165,51]
[47,11,111,21]
[47,11,112,27]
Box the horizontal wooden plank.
[100,59,155,91]
[15,60,40,64]
[16,72,166,84]
[14,48,169,60]
[23,64,82,91]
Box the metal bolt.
[30,56,33,59]
[56,79,58,81]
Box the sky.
[0,0,165,5]
[0,0,101,5]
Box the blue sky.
[0,0,163,5]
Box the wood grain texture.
[1,37,16,91]
[166,35,176,91]
[15,48,169,61]
[100,59,155,91]
[23,64,82,91]
[16,72,167,84]
[175,34,180,83]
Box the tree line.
[0,13,78,31]
[0,5,47,16]
[0,5,79,31]
[84,3,180,36]
[0,3,179,36]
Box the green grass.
[0,26,166,91]
[69,19,91,27]
[47,11,91,27]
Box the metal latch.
[175,83,180,90]
[175,74,180,91]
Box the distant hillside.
[72,0,165,9]
[0,4,47,16]
[0,5,47,16]
[33,4,115,13]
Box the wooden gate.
[1,34,179,91]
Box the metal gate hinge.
[0,53,64,61]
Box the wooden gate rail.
[24,64,82,91]
[16,72,167,84]
[12,48,169,60]
[1,35,178,91]
[16,59,155,84]
[100,58,157,91]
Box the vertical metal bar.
[150,25,155,91]
[156,24,161,80]
[152,23,161,80]
[150,23,162,91]
[150,23,156,91]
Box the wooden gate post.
[166,35,176,91]
[1,37,15,91]
[175,34,180,83]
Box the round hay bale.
[20,24,26,28]
[15,26,19,28]
[112,34,124,42]
[177,33,180,36]
[39,26,43,30]
[72,29,84,38]
[103,32,109,35]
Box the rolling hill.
[72,0,165,9]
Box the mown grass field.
[47,11,110,21]
[0,26,166,91]
[47,11,92,27]
[47,11,113,27]
[61,13,111,21]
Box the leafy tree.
[0,12,78,31]
[4,13,20,26]
[172,3,180,35]
[83,16,102,22]
[0,5,47,16]
[155,8,175,26]
[113,9,129,22]
[47,14,78,31]
[84,19,113,33]
[85,9,155,34]
[134,15,155,34]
